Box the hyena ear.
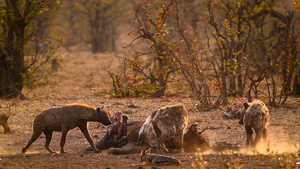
[243,103,250,109]
[96,107,101,113]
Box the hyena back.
[22,103,112,153]
[150,104,188,153]
[239,100,269,147]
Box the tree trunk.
[0,43,25,98]
[229,74,236,96]
[155,57,166,97]
[221,57,228,105]
[0,5,26,98]
[91,36,99,53]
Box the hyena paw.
[21,148,26,153]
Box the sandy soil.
[0,49,299,169]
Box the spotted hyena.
[182,122,210,152]
[149,104,188,153]
[238,100,269,147]
[0,113,11,133]
[22,103,112,153]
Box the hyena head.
[238,103,250,125]
[95,106,112,126]
[139,114,158,146]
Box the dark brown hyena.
[149,104,188,153]
[238,100,269,147]
[22,103,112,153]
[182,123,210,152]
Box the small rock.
[124,108,134,114]
[113,102,123,105]
[128,104,139,108]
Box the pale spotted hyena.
[22,103,112,153]
[238,100,269,147]
[149,104,188,153]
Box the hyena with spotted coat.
[238,100,269,147]
[149,104,188,153]
[22,103,112,153]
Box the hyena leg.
[245,125,253,147]
[79,125,100,153]
[22,126,44,153]
[157,133,170,153]
[253,129,263,147]
[60,130,69,153]
[263,127,267,142]
[178,130,184,153]
[151,122,167,153]
[43,129,54,153]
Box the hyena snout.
[98,114,112,125]
[102,118,112,125]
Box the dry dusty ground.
[0,49,300,169]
